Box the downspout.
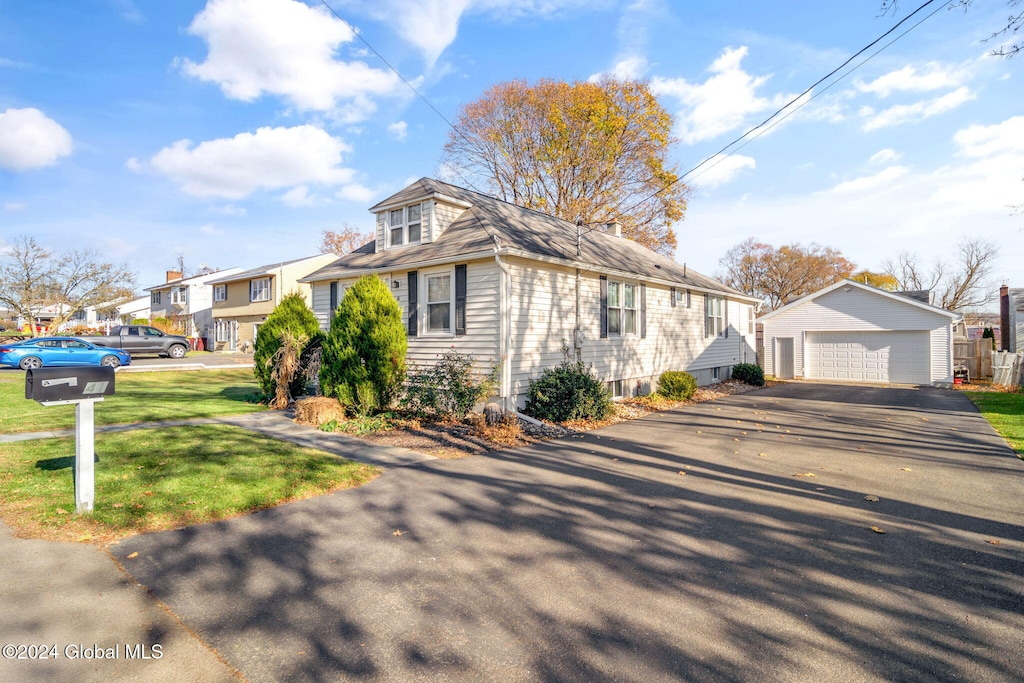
[492,235,513,411]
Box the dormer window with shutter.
[387,204,423,248]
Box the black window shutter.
[407,271,418,337]
[704,294,710,338]
[329,282,338,321]
[670,287,676,308]
[455,264,467,336]
[600,276,608,339]
[640,283,647,339]
[724,299,729,338]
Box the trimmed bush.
[254,292,322,400]
[731,363,765,386]
[524,360,613,422]
[320,275,407,416]
[403,349,497,419]
[657,370,697,400]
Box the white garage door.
[806,331,930,384]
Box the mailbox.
[25,366,116,403]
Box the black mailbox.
[25,367,116,403]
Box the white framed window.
[170,287,187,305]
[705,295,725,337]
[214,284,227,302]
[151,291,161,305]
[387,204,423,248]
[607,379,624,398]
[425,270,453,333]
[215,319,230,343]
[674,289,685,306]
[250,277,271,302]
[607,281,638,336]
[712,366,720,381]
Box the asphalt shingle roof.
[304,178,746,297]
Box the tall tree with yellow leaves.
[442,78,688,256]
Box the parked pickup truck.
[79,325,190,358]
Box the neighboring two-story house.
[146,268,241,339]
[300,178,759,411]
[206,254,337,352]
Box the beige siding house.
[758,279,959,386]
[301,178,758,410]
[146,268,242,339]
[207,254,336,352]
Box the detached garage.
[758,279,960,386]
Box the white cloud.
[825,165,909,194]
[209,204,247,216]
[336,183,376,204]
[0,108,72,171]
[179,0,401,115]
[148,124,354,199]
[693,154,756,190]
[388,121,409,141]
[590,56,649,82]
[861,87,974,131]
[953,116,1024,157]
[110,0,144,24]
[198,223,224,236]
[869,148,901,165]
[4,202,26,212]
[125,157,142,172]
[362,0,601,65]
[652,46,792,144]
[855,62,963,97]
[281,185,316,207]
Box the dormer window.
[388,204,423,248]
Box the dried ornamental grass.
[294,396,347,427]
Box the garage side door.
[806,331,930,384]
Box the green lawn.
[965,391,1024,457]
[0,424,379,542]
[0,368,265,434]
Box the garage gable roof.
[757,279,961,322]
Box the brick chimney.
[605,222,622,237]
[166,270,183,283]
[1000,284,1010,351]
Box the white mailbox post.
[25,367,116,514]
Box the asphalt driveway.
[113,383,1024,682]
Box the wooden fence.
[991,351,1024,386]
[954,339,993,381]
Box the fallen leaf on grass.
[112,503,123,509]
[986,539,1001,545]
[869,526,886,534]
[392,530,403,537]
[864,495,879,502]
[126,551,139,559]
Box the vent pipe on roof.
[605,222,622,237]
[683,263,687,278]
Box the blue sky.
[1,0,1022,304]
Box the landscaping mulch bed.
[318,380,766,459]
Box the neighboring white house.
[999,286,1024,352]
[758,279,960,386]
[146,268,242,338]
[300,177,759,410]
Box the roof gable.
[758,279,960,322]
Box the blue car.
[0,337,132,370]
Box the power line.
[600,0,953,228]
[316,0,484,194]
[684,0,954,187]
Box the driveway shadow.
[112,383,1024,682]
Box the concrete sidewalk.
[0,521,239,683]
